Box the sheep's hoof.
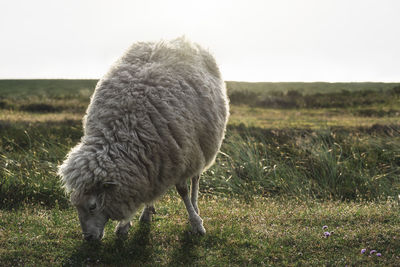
[189,217,206,235]
[191,224,206,235]
[115,221,131,237]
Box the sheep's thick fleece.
[58,38,229,221]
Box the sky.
[1,0,399,82]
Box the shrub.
[19,103,61,113]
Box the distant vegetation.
[1,79,400,112]
[227,82,400,109]
[0,79,96,99]
[226,81,400,95]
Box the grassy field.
[1,80,400,265]
[2,197,400,266]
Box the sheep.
[57,37,229,241]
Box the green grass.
[1,79,400,265]
[228,84,400,109]
[0,121,81,209]
[229,105,400,129]
[203,125,400,201]
[2,197,400,266]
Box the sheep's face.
[71,183,114,241]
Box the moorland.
[1,80,400,265]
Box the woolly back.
[58,37,229,206]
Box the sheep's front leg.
[139,203,156,223]
[191,175,200,214]
[176,180,206,235]
[115,219,132,237]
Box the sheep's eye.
[89,203,97,211]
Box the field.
[1,80,400,265]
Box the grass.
[226,81,400,95]
[1,79,400,265]
[201,125,400,201]
[2,197,400,266]
[229,105,400,129]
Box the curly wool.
[58,37,229,221]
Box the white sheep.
[57,37,229,240]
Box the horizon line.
[0,78,399,84]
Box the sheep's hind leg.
[139,203,156,223]
[191,175,200,214]
[176,180,206,235]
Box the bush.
[20,103,62,113]
[392,86,400,95]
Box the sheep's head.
[70,181,117,241]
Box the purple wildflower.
[322,225,328,230]
[370,250,377,255]
[324,231,331,237]
[361,249,366,254]
[376,253,382,257]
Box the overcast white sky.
[1,0,399,82]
